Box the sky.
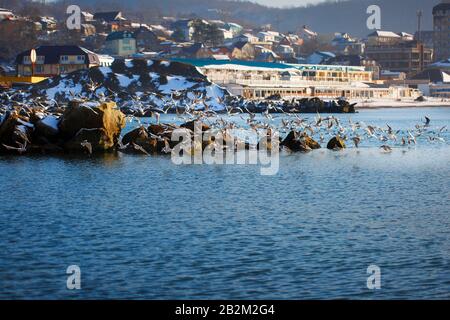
[251,0,340,7]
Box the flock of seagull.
[1,88,448,154]
[127,102,448,152]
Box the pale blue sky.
[251,0,337,7]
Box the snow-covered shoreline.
[351,98,450,109]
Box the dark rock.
[121,126,159,153]
[303,136,321,150]
[59,101,125,150]
[0,111,19,145]
[122,126,148,145]
[148,123,176,138]
[415,96,426,102]
[281,131,318,152]
[119,142,151,156]
[0,111,33,154]
[180,120,210,132]
[34,115,60,140]
[327,136,346,150]
[64,128,114,153]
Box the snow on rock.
[124,59,134,68]
[12,59,229,113]
[16,125,29,134]
[41,115,60,131]
[17,118,35,129]
[159,76,197,94]
[115,73,140,88]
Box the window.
[77,55,85,61]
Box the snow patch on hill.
[19,59,230,112]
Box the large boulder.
[119,142,151,155]
[148,123,177,139]
[34,115,60,140]
[202,129,237,151]
[327,136,346,150]
[122,126,148,145]
[303,136,321,150]
[64,128,114,153]
[281,131,319,152]
[180,120,210,133]
[0,111,19,145]
[257,129,281,151]
[0,111,33,154]
[59,101,125,150]
[121,126,160,153]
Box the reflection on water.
[0,108,449,299]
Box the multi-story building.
[170,19,195,41]
[105,31,137,57]
[367,30,402,46]
[15,46,100,77]
[366,30,433,75]
[326,55,381,80]
[93,11,126,33]
[433,0,450,61]
[331,33,365,55]
[134,26,160,52]
[170,58,416,100]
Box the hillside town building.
[433,0,450,61]
[174,59,420,100]
[16,45,100,77]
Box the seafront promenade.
[352,97,450,108]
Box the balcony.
[213,78,369,88]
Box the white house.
[219,28,234,40]
[0,8,13,21]
[367,30,403,45]
[81,11,94,22]
[224,22,243,37]
[257,31,276,42]
[234,33,259,44]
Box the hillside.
[14,59,229,112]
[69,0,436,37]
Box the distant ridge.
[70,0,436,36]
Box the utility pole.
[416,10,422,42]
[417,10,424,72]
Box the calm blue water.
[0,107,449,299]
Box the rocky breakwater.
[119,120,248,156]
[225,97,357,114]
[0,101,346,157]
[120,124,338,157]
[0,101,126,155]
